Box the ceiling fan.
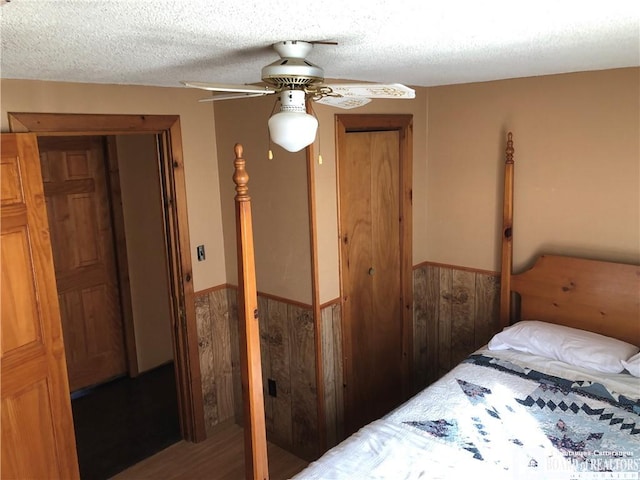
[182,40,415,152]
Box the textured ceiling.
[1,0,638,89]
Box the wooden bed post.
[499,132,515,328]
[233,144,269,480]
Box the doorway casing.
[8,112,205,442]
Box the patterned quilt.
[294,351,640,479]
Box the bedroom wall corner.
[194,285,321,459]
[213,94,313,305]
[258,296,319,461]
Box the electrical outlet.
[196,245,205,261]
[268,378,277,397]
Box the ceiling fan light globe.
[268,112,318,152]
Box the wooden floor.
[112,421,308,480]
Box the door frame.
[335,114,413,431]
[8,112,206,442]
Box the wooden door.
[338,126,410,435]
[38,136,127,391]
[1,133,80,479]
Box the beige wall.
[227,68,639,303]
[213,88,429,304]
[0,79,225,292]
[3,69,638,305]
[116,134,174,372]
[426,68,640,272]
[214,95,313,304]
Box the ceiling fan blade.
[198,92,275,103]
[314,96,372,109]
[323,83,415,99]
[182,81,276,94]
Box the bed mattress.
[294,348,640,479]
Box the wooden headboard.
[499,133,640,346]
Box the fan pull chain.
[317,118,323,165]
[308,101,323,165]
[267,123,274,160]
[267,96,280,160]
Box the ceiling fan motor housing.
[261,41,324,88]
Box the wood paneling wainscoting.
[257,295,318,461]
[413,262,501,390]
[319,265,500,449]
[194,286,239,433]
[194,286,319,461]
[320,301,344,450]
[193,264,500,460]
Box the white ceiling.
[1,0,638,89]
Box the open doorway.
[8,113,205,476]
[37,133,179,477]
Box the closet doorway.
[336,114,413,436]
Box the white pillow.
[487,320,639,374]
[622,352,640,377]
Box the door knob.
[368,267,375,276]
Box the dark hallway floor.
[71,362,181,480]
